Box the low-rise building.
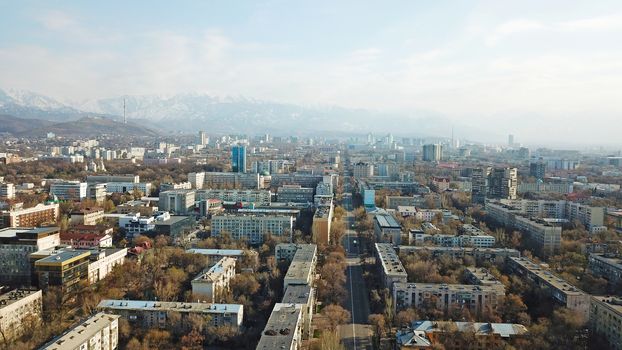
[105,182,152,196]
[393,282,505,314]
[375,243,408,290]
[211,213,294,244]
[50,181,87,201]
[187,248,258,268]
[0,227,60,285]
[311,201,333,245]
[192,257,236,303]
[116,200,156,215]
[411,232,496,248]
[281,284,315,339]
[0,289,42,341]
[465,267,504,287]
[256,304,303,350]
[508,257,590,319]
[374,213,402,245]
[40,313,119,350]
[87,248,127,284]
[588,253,622,287]
[196,189,272,205]
[97,300,243,329]
[0,182,15,199]
[0,202,59,228]
[283,244,317,290]
[34,250,91,293]
[486,200,561,256]
[158,189,196,215]
[396,320,528,349]
[60,232,112,248]
[70,207,104,226]
[589,296,622,350]
[277,185,314,203]
[398,246,520,262]
[87,174,139,184]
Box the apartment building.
[190,172,262,190]
[398,246,520,262]
[87,248,128,283]
[393,282,505,314]
[86,174,139,183]
[211,213,294,244]
[281,284,315,339]
[0,182,15,199]
[411,232,496,248]
[34,250,91,293]
[385,195,427,210]
[0,202,59,228]
[70,207,104,226]
[0,227,60,285]
[50,181,88,201]
[192,257,237,303]
[97,300,243,329]
[311,202,333,245]
[375,243,408,290]
[374,213,402,245]
[0,289,42,341]
[270,173,324,189]
[196,188,272,205]
[589,296,622,350]
[486,200,561,256]
[588,253,622,286]
[283,244,317,290]
[115,200,156,215]
[277,185,314,203]
[508,257,590,319]
[353,162,374,178]
[40,313,119,350]
[158,189,196,215]
[256,304,303,350]
[104,182,152,196]
[187,248,258,267]
[465,267,505,287]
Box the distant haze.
[1,1,621,146]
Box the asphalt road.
[340,191,373,350]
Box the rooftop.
[35,250,90,265]
[375,243,407,277]
[256,305,302,350]
[193,257,236,283]
[285,245,316,282]
[40,313,120,350]
[394,282,505,293]
[510,257,585,295]
[97,299,242,314]
[375,213,401,229]
[281,284,313,305]
[411,320,528,337]
[0,289,41,310]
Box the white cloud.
[485,19,545,46]
[557,13,622,31]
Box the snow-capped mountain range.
[0,88,468,137]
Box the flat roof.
[590,253,622,269]
[285,245,316,281]
[375,243,407,277]
[41,313,120,350]
[281,285,313,305]
[394,282,505,293]
[35,250,90,265]
[256,305,302,350]
[0,289,41,310]
[375,214,401,229]
[510,257,585,295]
[97,299,242,314]
[186,248,246,256]
[591,296,622,314]
[411,320,528,337]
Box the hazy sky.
[1,1,621,145]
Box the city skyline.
[1,1,622,146]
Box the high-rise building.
[508,134,514,146]
[352,163,374,178]
[198,130,208,145]
[231,145,247,173]
[471,167,491,205]
[0,227,60,285]
[422,144,442,162]
[0,182,15,199]
[530,161,546,180]
[488,168,518,200]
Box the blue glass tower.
[231,145,247,173]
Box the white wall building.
[191,257,236,303]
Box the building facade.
[191,257,237,303]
